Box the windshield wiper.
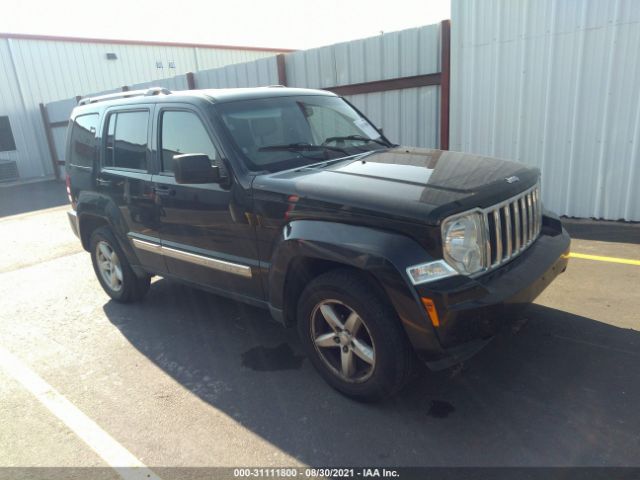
[322,135,390,147]
[258,142,349,155]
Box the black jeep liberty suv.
[65,86,570,401]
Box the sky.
[0,0,450,50]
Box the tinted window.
[69,114,99,167]
[105,111,149,170]
[160,111,219,173]
[0,116,16,152]
[217,95,387,172]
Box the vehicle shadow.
[0,180,68,218]
[103,279,640,466]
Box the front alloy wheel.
[311,300,375,382]
[297,269,415,402]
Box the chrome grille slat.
[534,189,541,235]
[521,196,529,247]
[525,195,530,244]
[513,201,521,252]
[478,183,541,275]
[483,215,492,267]
[527,193,534,245]
[492,209,502,266]
[503,205,512,259]
[529,193,534,240]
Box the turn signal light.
[406,260,457,285]
[421,297,440,327]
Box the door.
[151,106,262,299]
[98,107,167,274]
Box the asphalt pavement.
[0,180,639,475]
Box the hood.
[253,147,539,225]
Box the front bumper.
[67,210,80,238]
[414,224,570,369]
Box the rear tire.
[89,226,150,303]
[297,269,414,402]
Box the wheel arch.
[281,257,388,327]
[76,199,141,271]
[78,214,109,251]
[268,220,443,355]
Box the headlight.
[442,212,485,275]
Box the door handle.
[153,185,175,197]
[96,178,112,187]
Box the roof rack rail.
[266,84,286,88]
[78,87,172,106]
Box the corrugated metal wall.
[6,38,279,102]
[43,24,445,170]
[46,56,283,162]
[46,97,77,162]
[285,24,443,148]
[451,0,640,221]
[194,56,279,88]
[0,37,282,180]
[0,39,50,181]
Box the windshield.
[215,95,390,172]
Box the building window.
[0,116,16,152]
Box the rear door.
[150,105,262,300]
[97,106,167,273]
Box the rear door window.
[104,110,149,171]
[69,113,99,168]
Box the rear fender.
[76,191,140,268]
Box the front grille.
[482,183,542,271]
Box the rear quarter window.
[68,114,99,168]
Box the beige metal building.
[0,33,290,182]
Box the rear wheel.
[297,269,414,401]
[89,227,150,302]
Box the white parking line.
[0,345,161,480]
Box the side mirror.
[173,153,221,184]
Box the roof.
[0,32,294,53]
[197,87,336,103]
[74,87,336,111]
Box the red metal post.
[39,103,61,179]
[276,54,287,86]
[186,71,196,89]
[439,19,451,150]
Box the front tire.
[297,269,414,401]
[89,227,150,303]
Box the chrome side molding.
[131,238,162,254]
[129,236,252,279]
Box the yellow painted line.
[569,252,640,266]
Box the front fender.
[268,220,443,358]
